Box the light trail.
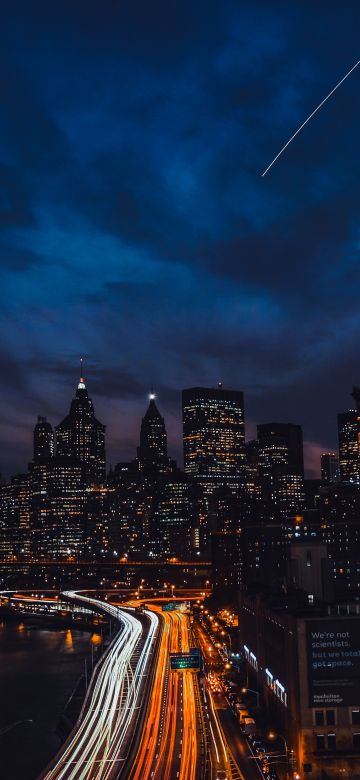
[208,689,228,765]
[151,611,180,780]
[128,602,200,780]
[130,604,172,780]
[43,591,158,780]
[179,610,198,780]
[262,58,360,176]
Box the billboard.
[306,618,360,706]
[170,647,202,671]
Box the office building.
[29,459,85,558]
[257,422,304,478]
[182,384,246,494]
[212,529,242,594]
[337,388,360,483]
[86,484,111,558]
[151,470,204,559]
[136,393,174,474]
[320,452,339,484]
[0,474,30,559]
[108,462,154,556]
[239,592,360,779]
[338,409,358,483]
[56,366,106,484]
[33,416,55,463]
[245,439,261,499]
[257,422,305,515]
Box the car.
[243,717,256,736]
[235,703,249,716]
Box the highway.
[126,601,202,780]
[42,591,158,780]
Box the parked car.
[243,717,256,737]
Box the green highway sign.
[162,601,186,612]
[170,648,202,671]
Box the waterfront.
[0,620,96,780]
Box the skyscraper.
[257,422,305,515]
[182,384,246,494]
[338,406,359,484]
[56,365,106,484]
[321,452,340,483]
[0,474,30,559]
[136,393,172,473]
[257,422,304,478]
[33,416,54,463]
[151,470,204,559]
[30,459,85,558]
[245,439,261,499]
[108,461,154,556]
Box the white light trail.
[262,58,360,176]
[43,591,158,780]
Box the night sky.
[1,0,360,477]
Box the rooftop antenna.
[78,357,86,389]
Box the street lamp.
[268,731,289,779]
[242,687,260,707]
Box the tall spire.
[78,357,86,390]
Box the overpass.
[0,558,211,568]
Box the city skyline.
[0,363,356,479]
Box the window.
[327,734,336,751]
[352,710,360,725]
[316,735,325,751]
[353,733,360,750]
[306,551,312,567]
[326,710,335,726]
[315,711,324,726]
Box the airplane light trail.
[262,58,360,176]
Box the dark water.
[0,621,94,780]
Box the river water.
[0,620,95,780]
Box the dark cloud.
[0,1,359,476]
[0,241,46,270]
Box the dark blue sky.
[1,0,360,476]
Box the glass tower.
[182,384,246,494]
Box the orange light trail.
[128,601,199,780]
